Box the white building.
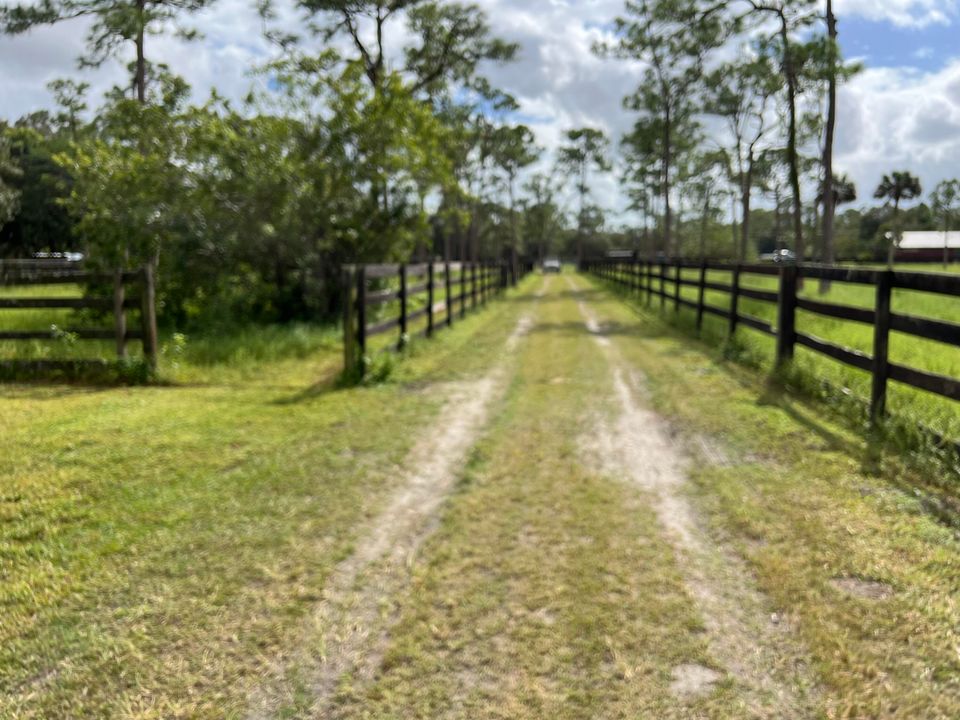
[898,231,960,261]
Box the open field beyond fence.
[586,259,960,451]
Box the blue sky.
[842,15,959,72]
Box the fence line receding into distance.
[342,260,533,376]
[585,257,960,432]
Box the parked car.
[543,258,562,273]
[759,249,796,264]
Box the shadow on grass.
[591,276,960,531]
[0,358,162,389]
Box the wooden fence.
[342,260,533,375]
[0,260,159,370]
[584,257,960,426]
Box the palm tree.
[874,171,922,266]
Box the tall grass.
[0,283,339,382]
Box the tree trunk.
[774,185,783,251]
[888,202,900,266]
[945,225,950,268]
[781,21,805,279]
[663,108,673,257]
[821,0,838,293]
[135,0,146,104]
[700,194,709,261]
[741,162,754,262]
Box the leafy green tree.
[599,0,725,257]
[521,172,564,262]
[704,54,780,261]
[0,130,21,228]
[295,0,516,96]
[740,0,819,263]
[489,124,539,274]
[558,127,610,265]
[1,0,217,103]
[931,179,960,267]
[874,171,922,266]
[48,78,90,139]
[0,121,75,256]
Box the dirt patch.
[246,309,537,720]
[670,663,722,700]
[569,275,820,717]
[830,577,894,600]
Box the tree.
[48,78,90,139]
[1,0,216,103]
[296,0,517,97]
[814,172,855,290]
[522,172,564,262]
[0,122,75,256]
[931,179,960,267]
[739,0,819,263]
[874,171,922,266]
[0,131,21,228]
[704,54,780,261]
[557,127,610,266]
[599,0,725,256]
[490,124,539,275]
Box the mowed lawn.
[0,290,531,718]
[2,272,960,719]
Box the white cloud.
[836,0,958,28]
[3,0,960,225]
[836,61,960,199]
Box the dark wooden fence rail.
[342,260,533,375]
[584,257,960,428]
[0,261,159,370]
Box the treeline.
[595,0,960,267]
[0,0,581,326]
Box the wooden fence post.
[343,266,356,371]
[140,264,158,370]
[445,262,453,326]
[460,264,467,318]
[471,262,478,309]
[776,264,798,366]
[659,261,666,310]
[871,270,893,423]
[479,263,485,305]
[356,266,367,365]
[646,261,653,307]
[113,268,127,360]
[427,263,435,337]
[674,260,681,312]
[729,264,741,338]
[696,261,707,332]
[398,263,408,350]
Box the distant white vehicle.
[33,251,84,262]
[542,258,562,273]
[759,249,796,263]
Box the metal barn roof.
[899,231,960,250]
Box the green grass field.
[645,263,960,448]
[3,272,960,718]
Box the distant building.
[897,231,960,262]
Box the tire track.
[246,281,544,719]
[567,275,820,716]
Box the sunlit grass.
[612,264,960,445]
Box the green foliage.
[0,130,20,227]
